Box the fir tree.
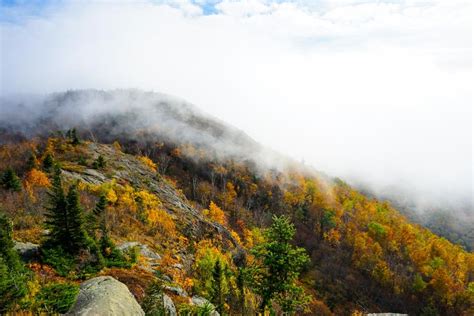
[65,184,89,253]
[92,155,106,169]
[86,193,107,237]
[94,195,128,267]
[44,167,89,254]
[250,215,310,314]
[43,153,54,172]
[70,128,80,145]
[1,168,22,192]
[26,152,39,171]
[0,212,28,312]
[0,213,23,271]
[212,260,225,314]
[44,166,68,249]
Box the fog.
[0,0,472,213]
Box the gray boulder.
[66,276,144,316]
[14,241,39,261]
[163,294,177,316]
[191,296,220,316]
[118,242,161,260]
[163,285,188,297]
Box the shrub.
[1,168,22,192]
[141,281,166,316]
[33,282,79,314]
[0,212,30,313]
[138,156,157,172]
[93,155,106,169]
[41,247,76,277]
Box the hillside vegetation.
[0,133,472,315]
[0,90,473,315]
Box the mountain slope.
[0,90,473,315]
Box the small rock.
[14,241,39,261]
[66,276,144,316]
[163,285,188,297]
[191,296,220,316]
[159,274,172,283]
[171,263,183,270]
[118,242,161,260]
[83,168,107,180]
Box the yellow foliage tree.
[25,168,50,188]
[148,208,176,235]
[203,201,227,225]
[138,156,157,172]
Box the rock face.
[14,241,39,261]
[66,276,144,316]
[60,142,240,248]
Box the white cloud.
[0,0,471,210]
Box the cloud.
[0,0,472,211]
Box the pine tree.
[26,152,39,171]
[0,212,28,312]
[44,166,68,249]
[212,260,225,314]
[250,215,310,314]
[0,213,23,271]
[43,153,54,172]
[1,168,22,192]
[94,194,127,267]
[44,167,89,254]
[93,155,106,169]
[94,193,107,217]
[70,128,80,145]
[65,184,89,253]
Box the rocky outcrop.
[14,241,39,261]
[66,276,144,316]
[61,142,240,249]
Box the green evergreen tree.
[26,152,39,171]
[86,193,107,236]
[89,193,128,268]
[70,128,80,145]
[44,166,68,250]
[250,215,310,314]
[43,153,54,172]
[1,168,22,192]
[92,155,106,169]
[236,267,246,315]
[65,184,89,253]
[212,260,224,314]
[0,212,29,312]
[93,193,107,217]
[44,167,88,254]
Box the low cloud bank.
[0,0,471,213]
